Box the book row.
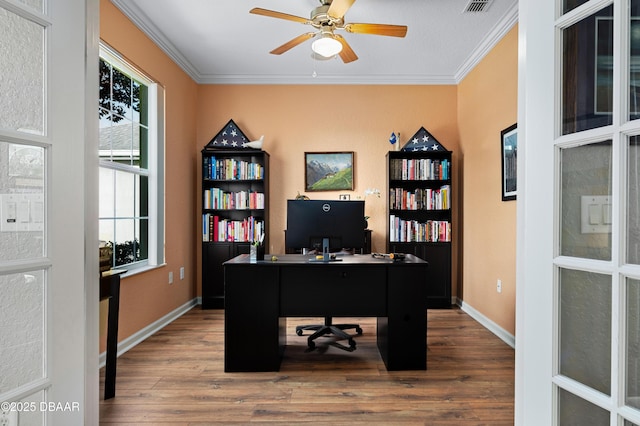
[389,185,450,211]
[203,188,265,210]
[389,215,451,243]
[202,214,265,243]
[203,156,264,180]
[389,158,450,181]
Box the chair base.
[295,317,363,351]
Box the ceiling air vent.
[463,0,492,13]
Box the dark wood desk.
[100,269,125,400]
[223,254,429,372]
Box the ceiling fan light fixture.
[251,0,407,63]
[311,33,342,58]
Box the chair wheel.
[307,340,316,350]
[296,329,303,336]
[348,338,356,349]
[356,327,363,335]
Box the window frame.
[98,43,165,272]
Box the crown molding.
[110,0,201,79]
[111,0,518,86]
[195,73,458,85]
[454,2,519,83]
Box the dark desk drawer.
[280,266,386,316]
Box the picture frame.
[501,124,518,201]
[305,152,354,192]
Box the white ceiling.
[110,0,518,85]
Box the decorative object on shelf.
[245,135,264,149]
[501,123,517,201]
[249,0,408,64]
[205,119,264,150]
[389,132,400,151]
[304,151,354,191]
[295,192,310,200]
[401,127,447,152]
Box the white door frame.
[48,0,99,424]
[515,0,557,423]
[83,0,100,423]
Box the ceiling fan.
[250,0,407,63]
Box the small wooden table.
[100,269,126,400]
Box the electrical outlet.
[0,407,18,426]
[179,267,184,280]
[168,271,173,284]
[497,279,502,293]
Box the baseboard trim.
[456,298,515,349]
[99,297,199,368]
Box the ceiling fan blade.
[327,0,356,19]
[250,8,310,25]
[334,34,358,63]
[345,23,408,38]
[270,32,316,55]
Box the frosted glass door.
[553,0,640,424]
[0,1,52,424]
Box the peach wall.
[196,85,460,299]
[100,1,519,348]
[99,0,199,351]
[458,25,518,334]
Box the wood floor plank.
[100,307,514,424]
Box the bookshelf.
[201,149,269,309]
[201,120,269,309]
[386,129,452,308]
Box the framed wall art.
[501,123,518,201]
[304,152,354,192]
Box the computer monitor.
[285,200,366,255]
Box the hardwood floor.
[99,306,514,425]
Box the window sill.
[117,263,167,279]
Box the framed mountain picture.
[304,152,354,191]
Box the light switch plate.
[0,193,44,232]
[580,195,612,234]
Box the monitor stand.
[308,238,342,262]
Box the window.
[99,45,164,270]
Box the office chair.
[293,248,363,352]
[296,316,363,351]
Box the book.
[389,157,450,181]
[389,214,451,243]
[389,185,451,211]
[202,214,265,243]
